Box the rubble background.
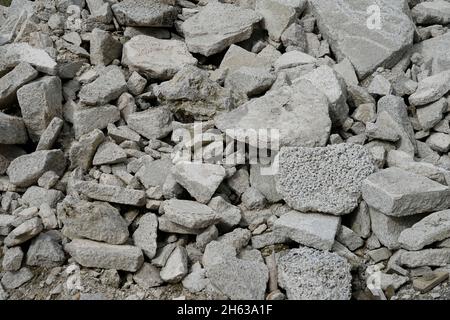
[2,0,450,300]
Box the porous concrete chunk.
[122,35,197,80]
[135,158,173,189]
[127,106,173,140]
[162,199,220,229]
[172,162,226,204]
[36,117,64,151]
[399,210,450,251]
[92,142,127,166]
[208,196,241,231]
[0,113,28,145]
[133,213,158,259]
[0,62,38,108]
[69,129,105,170]
[1,268,34,290]
[215,80,331,148]
[25,233,65,267]
[17,76,62,142]
[255,0,298,42]
[64,239,144,272]
[417,98,447,131]
[22,186,64,209]
[277,247,352,300]
[309,0,414,78]
[273,211,340,251]
[426,133,450,153]
[362,167,450,217]
[299,65,348,126]
[276,144,376,215]
[112,0,177,27]
[400,249,450,268]
[160,246,188,283]
[133,263,163,289]
[2,246,24,271]
[181,2,262,56]
[79,66,127,105]
[412,0,450,25]
[369,208,425,250]
[0,43,57,75]
[7,150,66,187]
[73,105,120,138]
[336,225,364,251]
[4,217,43,247]
[409,71,450,106]
[90,28,122,66]
[61,200,129,245]
[73,180,146,206]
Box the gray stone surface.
[273,211,340,251]
[133,213,158,259]
[36,117,64,151]
[25,233,65,267]
[92,142,127,166]
[362,167,450,217]
[64,239,144,272]
[250,164,282,203]
[135,158,173,189]
[0,62,37,108]
[400,248,450,268]
[208,196,242,231]
[160,246,188,283]
[409,70,450,106]
[1,268,34,290]
[0,113,28,145]
[276,144,375,215]
[310,0,414,78]
[127,106,173,140]
[112,0,177,27]
[22,186,64,209]
[73,105,120,138]
[336,225,364,251]
[69,129,105,170]
[2,246,24,271]
[416,98,447,131]
[181,2,262,56]
[412,0,450,25]
[277,247,352,300]
[133,263,163,289]
[4,217,43,247]
[0,43,57,75]
[162,199,220,229]
[90,28,122,66]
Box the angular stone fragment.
[426,132,450,153]
[122,35,197,80]
[412,0,450,25]
[225,67,275,98]
[64,239,144,272]
[362,167,450,217]
[90,28,122,66]
[135,158,172,189]
[181,2,262,56]
[277,247,352,300]
[79,66,127,105]
[349,201,371,239]
[160,246,188,283]
[410,70,450,107]
[73,105,120,138]
[417,98,447,131]
[112,0,177,27]
[276,144,375,215]
[411,32,450,75]
[93,142,127,166]
[0,62,37,108]
[133,263,163,289]
[1,268,34,290]
[61,200,129,245]
[309,0,414,78]
[2,247,23,272]
[17,76,62,142]
[133,213,158,259]
[4,217,43,247]
[36,117,64,151]
[0,113,28,145]
[336,225,364,251]
[273,211,340,251]
[22,186,64,209]
[400,249,450,268]
[0,43,57,75]
[162,199,220,229]
[399,210,450,251]
[7,150,66,187]
[255,0,298,42]
[158,215,204,235]
[413,271,449,294]
[215,80,331,148]
[208,196,242,231]
[26,233,65,267]
[127,106,173,140]
[69,129,105,170]
[73,180,146,206]
[172,162,226,204]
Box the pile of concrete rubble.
[2,0,450,300]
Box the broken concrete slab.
[161,199,220,229]
[0,62,38,108]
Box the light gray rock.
[0,62,37,108]
[426,132,450,153]
[133,213,158,259]
[276,144,375,215]
[208,196,242,231]
[274,50,316,71]
[362,167,450,217]
[172,162,226,204]
[86,0,113,24]
[69,129,105,170]
[65,239,144,272]
[411,32,450,75]
[181,2,262,56]
[255,0,299,42]
[399,209,450,251]
[17,76,62,142]
[2,246,24,271]
[157,215,204,235]
[0,43,57,75]
[1,267,34,289]
[250,164,282,203]
[217,228,251,251]
[0,113,28,145]
[273,211,340,251]
[122,35,197,80]
[367,248,392,263]
[241,187,266,210]
[417,98,447,131]
[369,208,425,250]
[277,247,352,300]
[409,70,450,106]
[225,67,275,97]
[61,200,129,245]
[160,246,188,283]
[38,203,58,230]
[226,168,250,196]
[368,74,392,96]
[90,28,122,66]
[135,158,173,189]
[348,201,371,239]
[36,117,64,151]
[36,170,58,189]
[133,263,163,289]
[73,105,120,138]
[412,0,450,25]
[112,0,177,27]
[161,199,220,229]
[127,71,147,96]
[79,66,127,105]
[25,233,65,267]
[215,80,331,148]
[127,106,173,140]
[333,58,359,86]
[309,0,414,78]
[92,142,127,166]
[73,180,146,206]
[400,248,450,267]
[4,217,43,247]
[7,150,65,187]
[22,186,64,209]
[182,262,209,293]
[336,225,364,251]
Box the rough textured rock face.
[3,0,450,302]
